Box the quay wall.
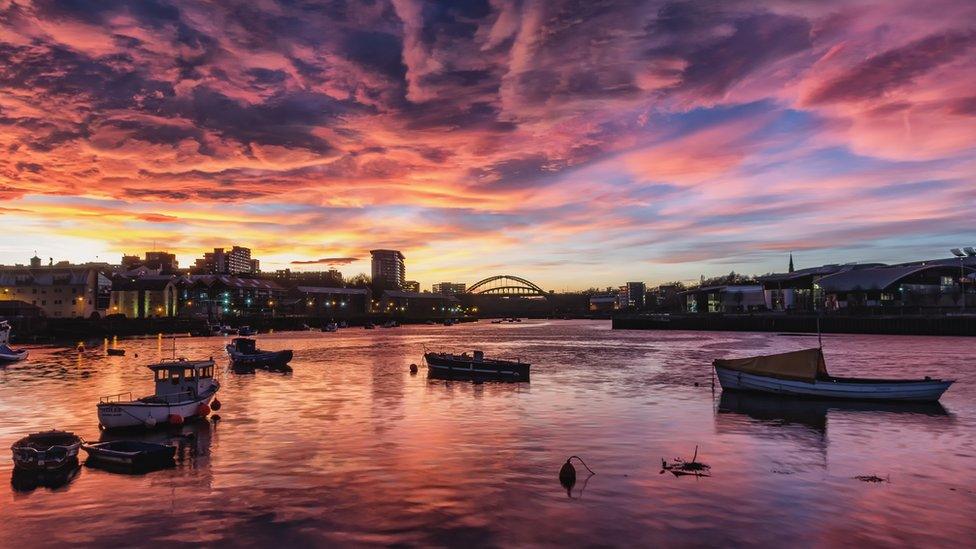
[612,314,976,336]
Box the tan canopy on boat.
[713,348,828,382]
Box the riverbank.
[5,315,481,343]
[612,313,976,336]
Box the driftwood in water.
[853,474,889,483]
[661,445,711,478]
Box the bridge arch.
[466,275,548,297]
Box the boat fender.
[196,403,211,417]
[168,414,184,426]
[409,364,418,374]
[144,416,157,428]
[211,399,222,411]
[211,414,221,422]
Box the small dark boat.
[11,430,83,471]
[238,326,258,336]
[81,440,176,468]
[424,350,530,382]
[226,337,293,369]
[107,348,126,356]
[364,323,375,330]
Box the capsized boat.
[713,348,953,402]
[0,320,29,362]
[226,337,292,369]
[82,440,176,468]
[11,430,82,471]
[97,359,220,429]
[424,350,530,382]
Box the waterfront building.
[186,275,284,317]
[403,280,421,293]
[759,264,876,312]
[379,290,460,318]
[121,251,179,273]
[370,250,405,290]
[683,285,766,313]
[121,255,142,269]
[817,264,976,311]
[194,246,258,275]
[290,286,370,316]
[274,268,344,286]
[589,293,619,313]
[432,282,466,295]
[110,275,179,318]
[626,282,646,309]
[0,261,111,318]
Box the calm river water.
[1,320,974,547]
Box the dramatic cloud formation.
[291,257,358,266]
[1,0,974,287]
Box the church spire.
[788,252,795,273]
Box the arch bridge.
[466,275,548,297]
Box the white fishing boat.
[0,320,29,363]
[713,348,953,402]
[97,358,220,429]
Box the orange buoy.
[211,399,222,411]
[196,403,211,417]
[168,414,184,425]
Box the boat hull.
[97,389,218,429]
[425,354,530,382]
[0,344,29,363]
[227,348,293,369]
[714,366,953,402]
[11,432,82,471]
[82,441,176,467]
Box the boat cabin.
[149,359,216,399]
[230,337,257,353]
[0,320,10,345]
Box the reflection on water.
[1,321,975,546]
[10,460,81,494]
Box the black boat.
[82,440,176,469]
[424,350,530,382]
[226,338,293,369]
[107,348,125,356]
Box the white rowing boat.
[713,348,953,402]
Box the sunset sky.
[1,0,974,289]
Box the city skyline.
[2,1,975,290]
